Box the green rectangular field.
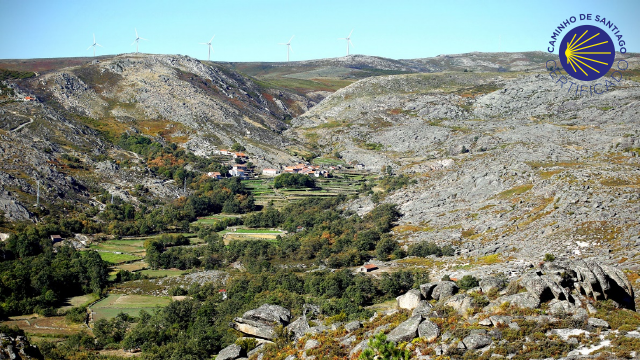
[97,252,141,264]
[91,294,171,320]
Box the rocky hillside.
[288,53,640,272]
[0,53,320,220]
[213,259,638,359]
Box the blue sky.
[1,0,638,61]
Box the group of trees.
[60,267,429,359]
[273,173,316,189]
[0,232,108,317]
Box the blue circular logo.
[559,24,615,81]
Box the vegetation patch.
[497,184,533,199]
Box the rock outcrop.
[231,304,291,340]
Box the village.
[205,148,363,180]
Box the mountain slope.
[288,56,640,268]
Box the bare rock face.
[386,315,422,343]
[417,319,440,342]
[462,332,492,350]
[216,343,242,360]
[431,281,459,301]
[286,315,310,340]
[243,304,291,325]
[0,333,43,360]
[540,260,635,310]
[478,277,505,294]
[396,289,423,310]
[231,304,291,340]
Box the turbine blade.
[210,35,215,42]
[97,43,103,47]
[140,37,148,41]
[278,43,286,45]
[131,40,137,46]
[135,28,138,37]
[289,45,294,52]
[200,42,207,45]
[87,45,93,50]
[93,33,96,42]
[289,35,294,43]
[348,29,353,38]
[349,40,355,48]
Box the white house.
[262,168,280,177]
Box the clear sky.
[0,0,638,62]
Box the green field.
[91,294,171,320]
[98,252,141,264]
[57,293,100,313]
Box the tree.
[375,237,399,261]
[231,142,246,152]
[359,332,410,360]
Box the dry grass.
[497,184,533,199]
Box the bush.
[457,275,479,290]
[65,306,88,323]
[544,253,555,262]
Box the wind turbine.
[87,34,103,57]
[131,28,148,53]
[339,29,354,56]
[279,36,294,62]
[200,35,215,61]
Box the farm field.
[91,294,171,320]
[114,260,148,272]
[242,174,368,207]
[56,293,100,313]
[221,228,284,245]
[1,315,85,340]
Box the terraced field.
[242,174,368,207]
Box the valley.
[0,50,639,360]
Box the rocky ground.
[291,57,640,273]
[214,260,638,360]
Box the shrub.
[544,253,556,262]
[457,275,479,290]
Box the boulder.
[520,272,553,302]
[418,319,440,342]
[490,293,541,310]
[344,320,362,333]
[397,289,423,310]
[304,339,320,350]
[462,333,492,350]
[411,300,433,317]
[431,281,459,301]
[547,328,588,340]
[420,283,438,299]
[479,277,506,294]
[444,294,475,316]
[587,317,610,328]
[286,316,310,340]
[243,304,291,325]
[349,339,370,357]
[386,315,422,343]
[489,315,512,326]
[217,344,242,360]
[231,318,277,340]
[548,300,578,316]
